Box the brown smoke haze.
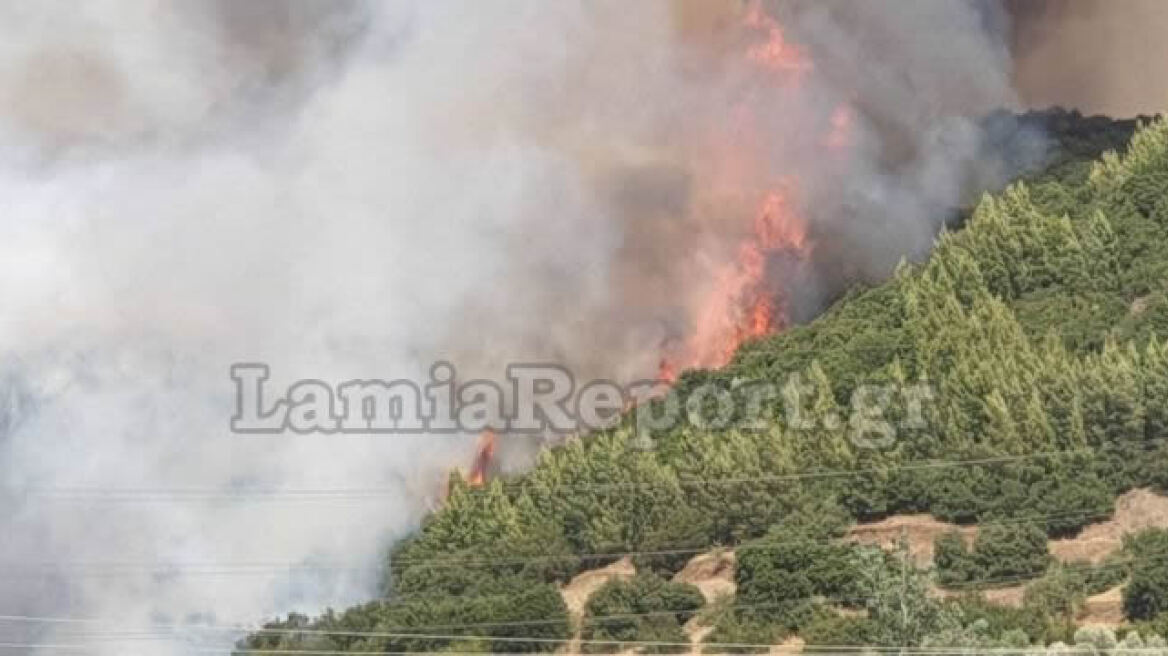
[1009,0,1168,116]
[0,2,1161,654]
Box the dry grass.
[846,514,977,566]
[928,582,1026,608]
[1078,585,1126,627]
[982,584,1029,608]
[674,549,737,603]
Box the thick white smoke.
[0,1,1098,653]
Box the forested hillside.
[240,110,1168,654]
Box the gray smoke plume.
[0,1,1153,654]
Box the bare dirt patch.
[1078,585,1125,627]
[847,514,977,566]
[674,549,737,603]
[683,617,716,655]
[1051,488,1168,563]
[844,489,1168,568]
[673,550,738,654]
[570,488,1167,654]
[561,556,637,619]
[558,556,636,655]
[928,582,1026,608]
[982,584,1028,608]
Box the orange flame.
[744,0,810,75]
[467,429,497,487]
[654,4,817,385]
[657,357,678,385]
[661,189,806,381]
[441,3,824,503]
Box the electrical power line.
[5,646,1168,656]
[0,504,1126,577]
[1,443,1163,649]
[3,543,1167,637]
[9,440,1144,502]
[6,541,1165,638]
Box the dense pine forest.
[240,110,1168,654]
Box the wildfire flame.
[660,189,807,382]
[655,3,817,384]
[467,429,497,487]
[744,0,810,75]
[459,4,821,486]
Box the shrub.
[582,574,704,654]
[936,523,1051,587]
[1125,562,1168,621]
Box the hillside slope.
[240,111,1168,654]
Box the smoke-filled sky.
[0,2,1161,654]
[1008,0,1168,116]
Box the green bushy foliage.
[1125,529,1168,621]
[935,523,1051,587]
[799,607,874,646]
[948,595,1073,647]
[700,608,788,655]
[238,578,569,654]
[581,574,704,654]
[733,505,862,630]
